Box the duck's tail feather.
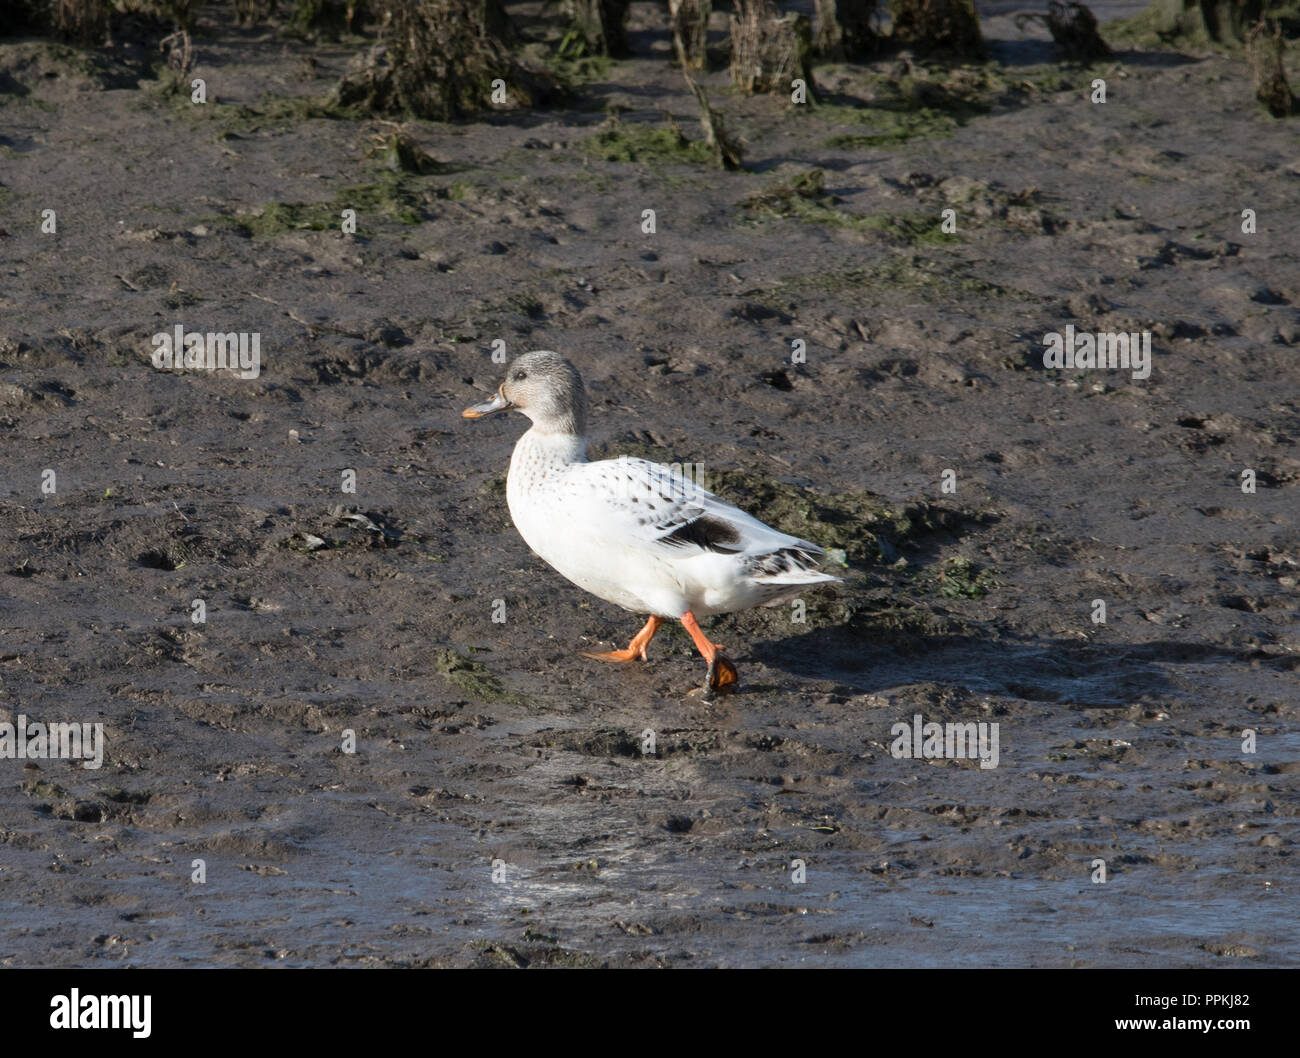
[746,542,842,589]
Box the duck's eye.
[513,371,527,381]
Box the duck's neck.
[515,426,588,467]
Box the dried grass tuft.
[729,0,814,96]
[333,0,560,121]
[1245,17,1294,117]
[669,0,711,69]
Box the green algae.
[814,67,995,148]
[581,121,713,166]
[934,556,998,598]
[538,40,613,89]
[216,173,426,236]
[435,648,521,704]
[823,107,960,147]
[741,169,955,243]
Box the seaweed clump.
[1014,2,1112,62]
[332,0,561,120]
[436,648,521,703]
[890,0,987,60]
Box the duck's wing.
[566,457,829,574]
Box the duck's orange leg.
[581,615,663,663]
[680,610,738,698]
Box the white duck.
[462,351,840,698]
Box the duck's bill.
[462,388,512,418]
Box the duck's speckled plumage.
[463,350,840,695]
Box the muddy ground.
[0,2,1296,967]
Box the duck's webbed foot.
[700,653,739,700]
[580,615,662,663]
[680,610,738,699]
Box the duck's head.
[462,350,587,436]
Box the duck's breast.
[506,436,667,613]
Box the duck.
[462,351,840,698]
